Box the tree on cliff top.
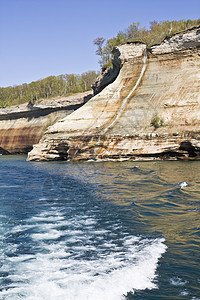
[94,18,200,69]
[0,71,98,108]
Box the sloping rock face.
[92,41,146,95]
[0,91,92,154]
[27,27,200,161]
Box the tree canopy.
[0,71,98,108]
[94,18,200,67]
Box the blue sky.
[1,0,200,87]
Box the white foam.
[8,254,35,262]
[179,181,188,189]
[31,229,63,240]
[123,236,141,245]
[0,209,167,300]
[30,215,65,222]
[180,290,189,296]
[83,218,97,225]
[10,224,38,233]
[170,277,188,286]
[93,229,109,235]
[1,233,166,300]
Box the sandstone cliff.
[27,26,200,161]
[0,91,92,154]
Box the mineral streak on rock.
[27,26,200,161]
[0,91,92,154]
[92,42,146,95]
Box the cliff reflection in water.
[79,160,200,298]
[94,161,200,239]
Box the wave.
[0,210,167,300]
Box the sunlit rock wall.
[0,92,91,154]
[27,27,200,161]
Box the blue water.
[0,156,199,299]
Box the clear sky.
[1,0,200,87]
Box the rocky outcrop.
[27,26,200,161]
[91,66,119,95]
[0,91,92,154]
[92,42,146,95]
[151,26,200,54]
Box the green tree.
[80,71,97,91]
[0,71,98,107]
[94,18,200,69]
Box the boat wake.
[0,208,166,300]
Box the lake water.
[0,156,199,299]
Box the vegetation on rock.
[0,71,98,108]
[94,19,200,67]
[151,115,165,129]
[2,19,199,109]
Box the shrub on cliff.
[151,115,164,129]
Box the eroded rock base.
[27,133,200,161]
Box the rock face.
[151,26,200,54]
[0,91,92,154]
[27,26,200,161]
[91,66,119,96]
[92,42,146,95]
